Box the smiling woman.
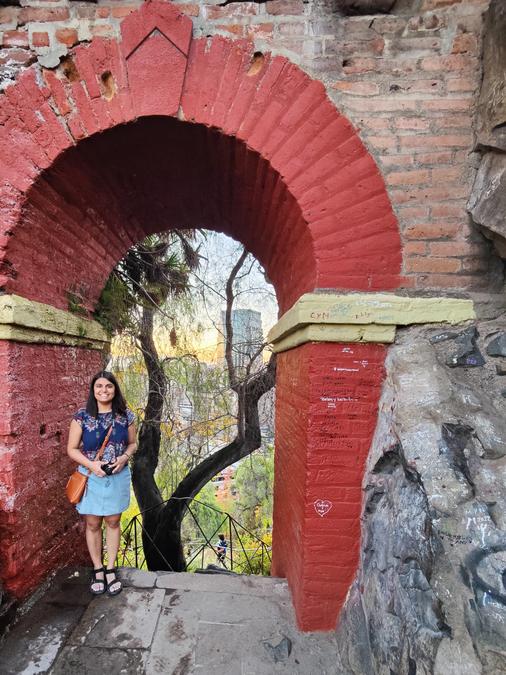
[66,370,137,597]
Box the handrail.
[118,496,272,576]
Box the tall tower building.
[220,309,264,371]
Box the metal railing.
[118,496,272,576]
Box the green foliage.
[232,445,274,534]
[94,231,199,337]
[66,287,88,318]
[94,272,137,337]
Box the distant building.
[220,309,264,372]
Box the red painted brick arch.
[0,1,401,631]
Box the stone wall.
[0,0,499,294]
[335,321,506,674]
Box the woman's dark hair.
[86,370,127,418]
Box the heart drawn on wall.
[314,499,333,517]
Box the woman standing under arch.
[67,371,137,596]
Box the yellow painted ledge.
[269,292,475,352]
[0,294,109,350]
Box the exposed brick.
[417,274,488,289]
[405,222,461,240]
[404,241,427,255]
[91,25,114,38]
[392,36,442,53]
[394,117,431,131]
[405,257,461,273]
[248,23,274,39]
[0,47,34,66]
[429,241,480,257]
[18,7,70,25]
[447,77,478,92]
[266,0,305,15]
[0,7,17,26]
[407,13,446,32]
[366,135,398,151]
[205,3,257,20]
[218,23,247,37]
[96,7,110,19]
[415,150,454,165]
[331,81,379,96]
[31,32,50,48]
[111,6,136,19]
[389,79,443,94]
[431,166,463,184]
[345,97,418,112]
[386,169,430,186]
[421,55,478,72]
[396,206,430,220]
[55,28,78,48]
[277,22,305,37]
[432,115,472,130]
[176,4,200,17]
[357,116,391,131]
[399,133,472,149]
[431,203,467,218]
[368,16,407,33]
[379,154,415,167]
[342,58,377,74]
[2,30,29,48]
[424,97,473,112]
[391,185,469,204]
[452,33,478,54]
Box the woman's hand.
[111,454,129,474]
[89,460,107,478]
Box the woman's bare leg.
[104,514,122,593]
[85,515,104,592]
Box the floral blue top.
[73,408,135,464]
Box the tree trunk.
[145,354,276,571]
[131,304,168,569]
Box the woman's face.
[94,377,115,406]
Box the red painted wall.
[273,342,386,631]
[0,2,401,630]
[0,343,102,596]
[0,2,401,317]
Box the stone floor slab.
[156,572,290,598]
[145,603,200,674]
[119,567,158,589]
[51,645,147,674]
[1,568,342,674]
[0,601,84,675]
[68,587,165,649]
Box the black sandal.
[90,567,106,595]
[105,568,122,596]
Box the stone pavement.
[0,568,342,674]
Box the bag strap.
[96,423,113,462]
[84,423,113,476]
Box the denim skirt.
[76,465,131,516]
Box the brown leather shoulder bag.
[65,424,113,505]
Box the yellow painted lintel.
[0,326,107,350]
[271,323,396,353]
[269,292,475,345]
[0,294,109,348]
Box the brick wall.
[0,0,497,294]
[0,343,102,596]
[274,342,386,630]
